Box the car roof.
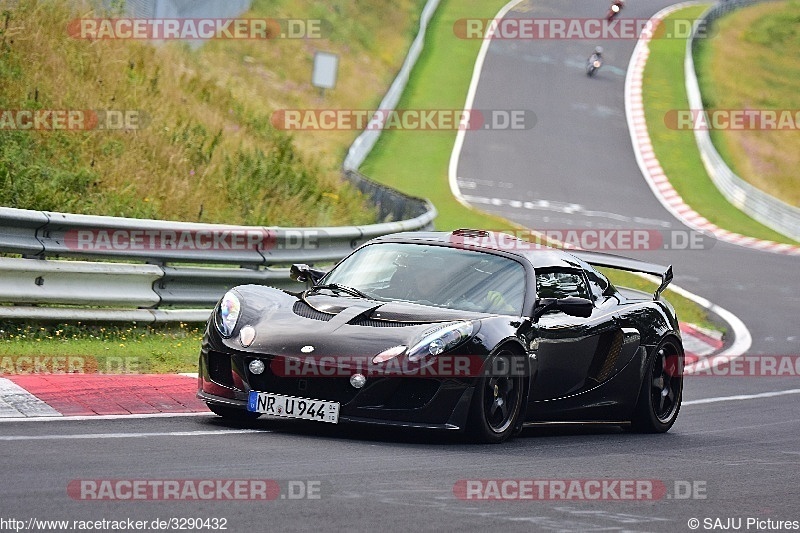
[368,229,586,270]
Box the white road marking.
[462,193,672,227]
[0,411,214,423]
[448,0,526,208]
[684,389,800,406]
[0,428,268,441]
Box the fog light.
[239,325,256,347]
[249,359,265,375]
[350,373,366,389]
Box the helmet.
[594,46,603,54]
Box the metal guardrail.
[0,195,436,321]
[686,0,800,241]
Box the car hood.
[226,285,490,361]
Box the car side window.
[536,269,591,300]
[572,258,616,301]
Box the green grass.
[643,5,798,245]
[694,0,800,207]
[0,321,203,373]
[360,0,513,230]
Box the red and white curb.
[0,374,208,420]
[624,2,800,256]
[681,322,723,367]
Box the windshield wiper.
[306,283,370,299]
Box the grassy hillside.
[0,0,424,226]
[694,0,800,207]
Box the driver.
[403,256,446,304]
[485,290,516,314]
[394,256,517,313]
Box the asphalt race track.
[2,1,798,531]
[455,0,800,390]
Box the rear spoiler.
[569,250,673,301]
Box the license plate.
[247,391,339,424]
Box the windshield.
[322,243,526,315]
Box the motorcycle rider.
[586,46,604,76]
[607,0,625,20]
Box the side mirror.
[556,296,594,318]
[290,264,326,285]
[533,296,593,321]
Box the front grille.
[245,356,359,404]
[208,350,234,388]
[245,355,441,409]
[348,317,425,327]
[248,374,359,404]
[382,378,440,409]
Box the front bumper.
[197,342,476,430]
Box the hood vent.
[347,317,425,327]
[292,301,334,321]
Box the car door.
[528,268,621,401]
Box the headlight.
[406,321,474,362]
[216,290,241,338]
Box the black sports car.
[198,229,684,443]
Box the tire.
[631,337,684,433]
[467,350,525,443]
[207,402,262,421]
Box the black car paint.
[198,231,682,434]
